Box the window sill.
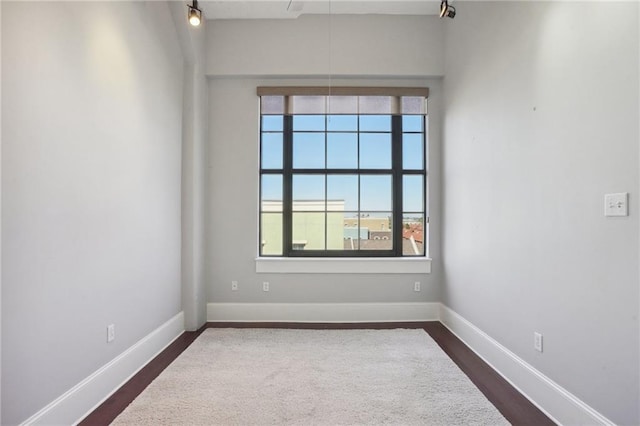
[255,257,431,274]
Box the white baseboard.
[207,302,439,323]
[21,312,185,426]
[439,304,614,426]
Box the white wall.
[442,2,639,424]
[0,3,3,421]
[206,15,444,308]
[169,2,209,331]
[208,77,442,306]
[1,2,184,424]
[206,14,445,77]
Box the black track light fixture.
[188,0,202,26]
[439,0,456,19]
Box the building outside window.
[258,87,428,258]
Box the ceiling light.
[188,0,202,26]
[439,0,456,19]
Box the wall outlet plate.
[107,324,115,343]
[604,192,628,217]
[534,332,543,352]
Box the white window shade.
[257,87,429,115]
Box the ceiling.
[198,1,443,20]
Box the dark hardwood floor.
[79,326,207,426]
[80,322,554,425]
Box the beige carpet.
[112,329,509,425]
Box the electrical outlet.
[414,281,421,292]
[231,280,238,291]
[263,281,270,292]
[534,332,543,352]
[604,192,629,217]
[107,324,115,343]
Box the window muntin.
[259,93,427,257]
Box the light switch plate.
[604,193,628,217]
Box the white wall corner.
[207,302,439,323]
[169,1,196,64]
[438,304,615,426]
[21,312,185,426]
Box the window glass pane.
[401,97,426,115]
[262,115,283,132]
[327,175,358,211]
[328,96,358,114]
[358,213,393,251]
[402,214,425,256]
[402,133,423,170]
[260,213,282,255]
[261,175,283,210]
[292,212,326,250]
[259,94,429,258]
[343,213,362,250]
[261,133,283,169]
[293,115,325,131]
[291,96,326,114]
[359,115,391,132]
[293,133,325,169]
[327,133,358,169]
[361,175,392,211]
[360,133,391,169]
[327,115,357,131]
[327,212,349,250]
[359,96,392,114]
[292,175,325,208]
[402,115,423,132]
[403,175,423,212]
[261,97,285,115]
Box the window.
[259,87,428,258]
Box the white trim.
[439,304,615,426]
[21,312,185,426]
[207,302,439,323]
[255,257,431,274]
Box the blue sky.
[261,114,425,214]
